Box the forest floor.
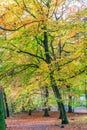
[6,111,87,130]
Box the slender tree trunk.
[85,80,87,109]
[0,88,6,130]
[85,93,87,110]
[28,109,32,115]
[44,86,50,117]
[44,108,49,117]
[4,92,10,117]
[67,86,73,113]
[68,96,73,113]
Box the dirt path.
[6,112,87,130]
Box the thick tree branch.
[17,49,46,61]
[2,46,46,61]
[0,20,39,32]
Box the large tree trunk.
[50,71,69,124]
[0,88,6,130]
[43,30,69,124]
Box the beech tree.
[0,0,87,124]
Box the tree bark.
[67,86,73,113]
[4,92,10,117]
[68,96,73,113]
[85,80,87,109]
[50,71,69,124]
[44,86,50,117]
[0,88,6,130]
[28,109,32,115]
[43,30,69,124]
